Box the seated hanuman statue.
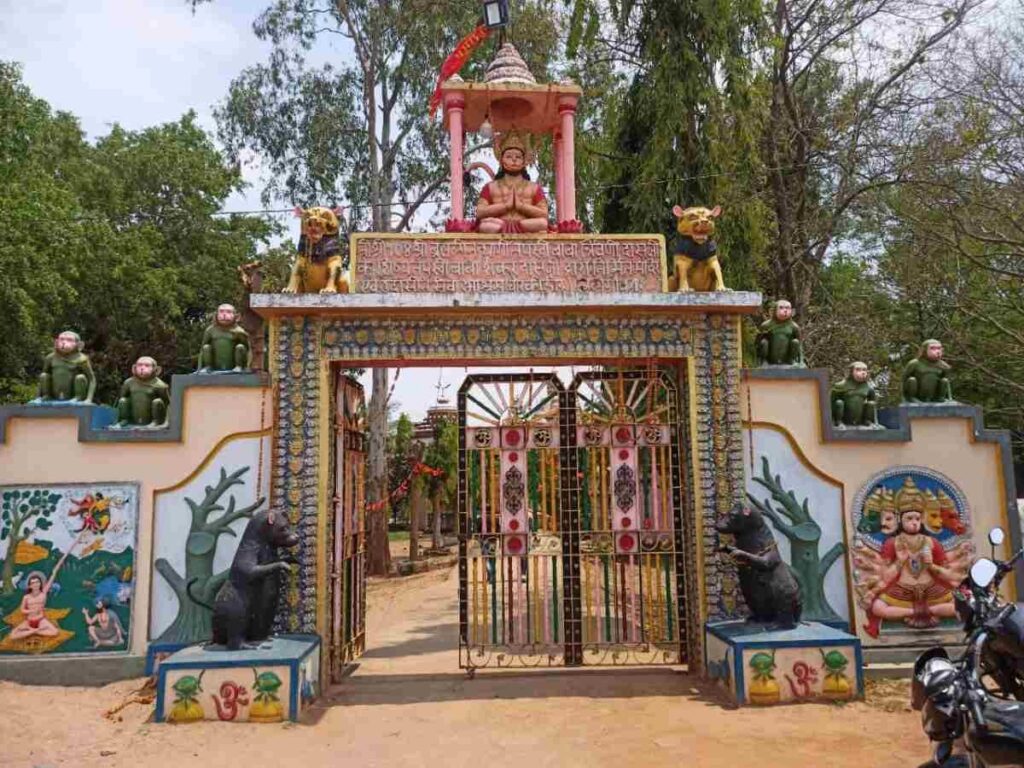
[476,130,549,234]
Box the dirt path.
[0,566,931,768]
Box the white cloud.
[1,0,265,138]
[1,1,275,227]
[359,365,589,423]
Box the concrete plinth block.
[156,634,320,723]
[704,620,863,706]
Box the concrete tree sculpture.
[746,456,845,623]
[1,489,59,594]
[155,466,264,644]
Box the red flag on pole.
[429,23,491,119]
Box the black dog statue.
[189,508,300,650]
[715,503,802,628]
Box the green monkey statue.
[116,357,170,427]
[755,299,805,367]
[37,330,96,403]
[902,339,954,404]
[831,361,880,428]
[197,303,251,373]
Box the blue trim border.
[744,367,1023,599]
[155,634,319,723]
[706,620,864,705]
[0,372,269,445]
[146,642,189,676]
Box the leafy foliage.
[0,62,276,404]
[214,0,559,231]
[388,413,416,524]
[570,0,1021,454]
[424,419,458,512]
[1,487,60,593]
[593,0,770,290]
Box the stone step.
[864,645,964,666]
[863,662,913,680]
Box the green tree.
[67,115,276,395]
[424,419,458,550]
[0,62,93,400]
[0,62,275,405]
[760,0,981,318]
[388,413,416,525]
[588,0,770,290]
[0,488,59,594]
[819,10,1024,458]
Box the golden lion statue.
[284,206,350,294]
[669,204,726,293]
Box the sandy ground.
[0,562,933,768]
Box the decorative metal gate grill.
[458,370,687,670]
[330,373,367,681]
[569,370,687,666]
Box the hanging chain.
[256,382,268,499]
[745,374,755,477]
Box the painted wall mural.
[150,434,270,644]
[742,427,849,625]
[0,483,137,654]
[851,467,973,641]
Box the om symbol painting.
[851,468,973,642]
[0,484,137,655]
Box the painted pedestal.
[156,634,320,723]
[146,642,188,676]
[23,401,117,429]
[704,621,863,706]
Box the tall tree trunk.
[1,528,25,594]
[366,368,391,576]
[408,479,422,562]
[431,494,444,550]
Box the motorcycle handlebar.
[969,696,987,729]
[997,547,1024,582]
[967,629,992,690]
[991,603,1015,627]
[960,630,992,730]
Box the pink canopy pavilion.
[440,43,583,233]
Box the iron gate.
[330,373,367,681]
[458,370,687,670]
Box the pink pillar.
[558,97,578,223]
[554,132,565,223]
[446,96,466,221]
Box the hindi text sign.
[352,236,666,294]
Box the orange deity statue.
[854,476,972,638]
[476,130,549,234]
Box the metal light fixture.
[482,0,509,29]
[479,115,494,139]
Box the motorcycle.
[952,527,1024,700]
[913,549,1024,766]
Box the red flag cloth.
[429,24,491,119]
[364,461,446,512]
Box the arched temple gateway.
[0,40,1018,715]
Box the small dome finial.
[484,43,536,85]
